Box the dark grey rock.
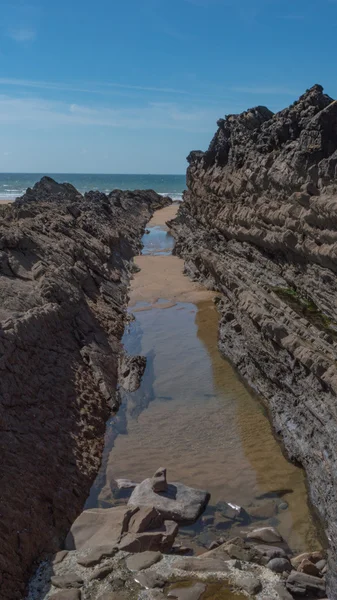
[267,557,292,573]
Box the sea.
[0,173,186,202]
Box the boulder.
[286,570,326,597]
[128,479,210,524]
[152,467,168,493]
[65,507,130,550]
[267,558,292,573]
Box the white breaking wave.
[159,192,184,201]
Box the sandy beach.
[0,199,13,204]
[129,204,213,307]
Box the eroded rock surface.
[0,178,170,599]
[169,85,337,596]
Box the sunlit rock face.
[0,178,170,600]
[169,85,337,597]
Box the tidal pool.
[87,210,322,555]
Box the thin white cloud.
[0,77,200,98]
[0,94,219,133]
[230,86,298,95]
[8,28,36,42]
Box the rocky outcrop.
[169,85,337,597]
[0,178,170,599]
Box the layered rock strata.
[169,85,337,596]
[0,177,170,599]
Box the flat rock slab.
[167,582,206,600]
[77,545,117,567]
[134,571,165,589]
[128,479,210,524]
[51,573,83,589]
[247,527,283,544]
[50,592,81,600]
[65,507,129,550]
[174,557,230,572]
[126,551,162,571]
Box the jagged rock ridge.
[169,85,337,598]
[0,178,170,600]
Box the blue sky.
[1,0,337,174]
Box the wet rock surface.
[27,471,327,600]
[168,84,337,596]
[0,178,170,600]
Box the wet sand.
[130,204,213,307]
[147,203,179,228]
[0,199,12,204]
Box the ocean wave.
[159,192,184,201]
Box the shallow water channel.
[87,206,321,555]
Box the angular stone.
[235,573,262,595]
[126,551,162,571]
[77,545,117,567]
[89,564,114,581]
[273,583,294,600]
[128,506,163,533]
[51,573,83,589]
[247,526,283,543]
[216,501,249,521]
[316,559,327,571]
[128,479,210,524]
[50,592,81,600]
[53,550,69,565]
[115,479,138,490]
[298,558,321,577]
[267,558,292,573]
[119,521,178,553]
[253,544,287,560]
[167,582,206,600]
[134,571,166,589]
[65,506,130,550]
[152,467,168,493]
[286,570,326,596]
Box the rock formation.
[169,84,337,597]
[0,178,170,599]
